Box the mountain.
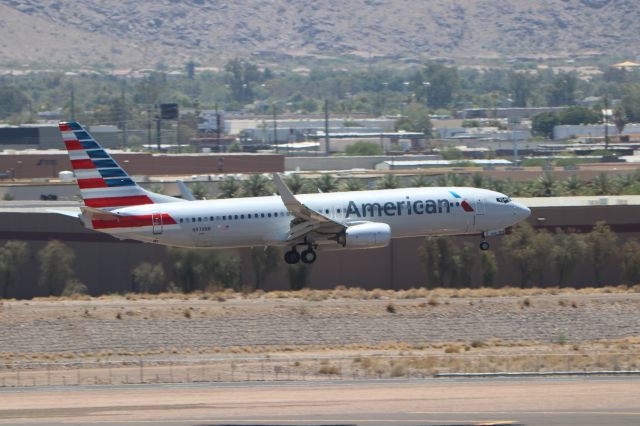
[1,0,638,68]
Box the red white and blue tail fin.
[59,121,180,209]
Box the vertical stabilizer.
[59,121,179,209]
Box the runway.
[0,377,639,425]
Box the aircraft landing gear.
[284,248,301,264]
[300,248,317,264]
[479,240,490,251]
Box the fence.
[0,352,638,387]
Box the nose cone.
[513,202,531,222]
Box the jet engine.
[338,222,391,249]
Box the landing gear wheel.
[300,249,317,264]
[284,249,300,264]
[479,241,490,251]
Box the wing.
[272,174,346,242]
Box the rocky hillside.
[1,0,638,68]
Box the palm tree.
[315,174,338,192]
[341,178,365,191]
[410,174,431,188]
[284,174,308,194]
[218,176,240,198]
[562,175,583,196]
[375,174,400,189]
[242,174,273,197]
[531,173,559,197]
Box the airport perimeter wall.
[0,153,284,179]
[0,202,639,299]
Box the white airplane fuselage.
[89,186,530,249]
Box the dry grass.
[20,284,640,304]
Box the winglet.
[176,180,196,201]
[272,173,300,211]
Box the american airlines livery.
[57,121,530,264]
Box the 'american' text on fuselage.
[345,199,452,218]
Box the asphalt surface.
[0,377,639,426]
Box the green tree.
[289,262,311,290]
[168,248,241,292]
[559,106,600,125]
[621,239,640,284]
[395,102,433,136]
[502,222,537,287]
[0,241,28,298]
[132,262,167,293]
[619,84,640,123]
[410,174,431,187]
[531,229,554,285]
[284,174,310,194]
[61,279,88,297]
[218,176,240,198]
[532,112,560,138]
[547,73,578,106]
[562,175,584,196]
[341,178,365,191]
[375,174,400,189]
[418,237,442,288]
[0,86,30,119]
[421,62,458,109]
[480,251,498,287]
[552,230,586,286]
[510,73,532,107]
[315,174,339,192]
[345,142,383,156]
[249,247,278,290]
[531,173,561,197]
[585,221,618,286]
[242,174,273,197]
[38,241,79,296]
[189,182,209,200]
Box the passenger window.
[261,213,265,218]
[198,217,202,222]
[241,214,245,219]
[234,215,238,220]
[179,218,183,223]
[192,218,196,222]
[210,216,214,221]
[268,213,272,217]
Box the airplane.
[57,121,531,264]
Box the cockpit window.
[496,197,511,203]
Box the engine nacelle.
[339,222,391,249]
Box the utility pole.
[70,85,75,121]
[121,80,127,149]
[604,93,610,151]
[147,106,152,147]
[215,104,222,153]
[155,105,161,151]
[272,104,278,153]
[324,99,330,156]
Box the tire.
[479,241,490,251]
[300,249,317,264]
[284,250,300,264]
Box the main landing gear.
[479,233,490,251]
[284,244,317,264]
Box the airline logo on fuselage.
[346,198,450,218]
[345,191,475,218]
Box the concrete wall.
[0,153,284,179]
[1,203,639,299]
[285,155,440,171]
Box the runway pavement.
[0,377,639,425]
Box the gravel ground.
[0,293,639,356]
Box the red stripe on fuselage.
[92,213,177,230]
[77,178,107,189]
[64,140,82,150]
[71,159,95,170]
[84,195,153,208]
